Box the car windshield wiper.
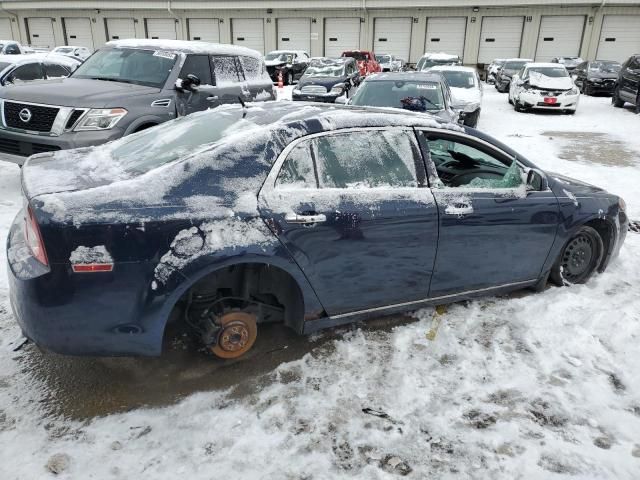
[89,77,136,84]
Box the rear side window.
[276,143,316,189]
[44,63,70,78]
[212,55,242,84]
[239,55,263,79]
[5,44,20,55]
[180,54,213,85]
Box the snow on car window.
[304,64,345,77]
[527,67,568,78]
[313,130,418,188]
[276,142,316,189]
[239,55,264,79]
[212,56,241,83]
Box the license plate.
[543,97,558,104]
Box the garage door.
[373,17,412,59]
[597,15,640,62]
[27,17,55,48]
[63,17,94,49]
[0,18,13,40]
[425,17,467,59]
[105,18,137,41]
[145,18,177,40]
[536,16,585,62]
[478,16,524,63]
[188,18,220,42]
[277,18,311,52]
[232,19,265,53]
[325,18,361,57]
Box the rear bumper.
[7,215,163,356]
[0,126,125,165]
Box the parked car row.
[490,53,639,115]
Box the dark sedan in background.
[347,72,460,124]
[8,102,627,360]
[495,58,533,93]
[292,57,361,102]
[572,60,621,96]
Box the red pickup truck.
[341,50,381,76]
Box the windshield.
[351,80,444,111]
[504,61,528,71]
[590,61,621,73]
[303,64,345,77]
[527,67,568,78]
[343,51,367,61]
[72,47,177,88]
[439,70,476,88]
[265,52,293,62]
[376,55,391,63]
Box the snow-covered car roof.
[106,39,262,58]
[524,62,568,69]
[420,52,460,60]
[0,52,80,68]
[429,65,478,74]
[503,58,534,63]
[364,71,444,83]
[266,49,308,56]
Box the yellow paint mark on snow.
[426,305,447,341]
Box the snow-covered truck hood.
[528,73,574,90]
[0,78,161,107]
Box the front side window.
[44,63,70,78]
[7,63,44,83]
[72,47,177,88]
[424,134,522,189]
[212,55,241,84]
[180,54,213,85]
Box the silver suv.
[0,39,275,165]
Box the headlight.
[330,84,345,94]
[74,108,127,131]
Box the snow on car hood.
[265,59,288,67]
[528,72,574,90]
[450,87,481,107]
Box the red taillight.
[24,206,48,266]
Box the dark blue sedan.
[7,102,628,358]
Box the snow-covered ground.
[1,87,640,479]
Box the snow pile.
[69,245,112,265]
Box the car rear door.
[417,129,559,298]
[258,127,439,317]
[175,54,215,116]
[211,55,250,105]
[620,56,640,101]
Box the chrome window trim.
[416,127,554,193]
[329,279,536,320]
[261,126,420,194]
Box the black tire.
[583,85,591,96]
[465,109,480,128]
[635,95,640,114]
[508,95,513,105]
[550,226,604,285]
[612,88,625,108]
[514,99,524,112]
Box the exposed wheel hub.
[562,234,594,281]
[210,311,258,359]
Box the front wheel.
[287,72,294,85]
[635,94,640,114]
[550,226,603,285]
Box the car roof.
[106,39,262,57]
[525,62,567,68]
[0,52,78,67]
[0,39,18,44]
[365,71,444,82]
[267,49,308,55]
[420,52,460,60]
[504,58,534,62]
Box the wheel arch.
[155,253,325,348]
[582,217,616,272]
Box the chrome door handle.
[445,204,474,215]
[284,213,327,224]
[206,96,219,101]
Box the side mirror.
[526,168,548,192]
[176,73,201,92]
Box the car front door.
[417,130,559,298]
[175,54,215,116]
[258,127,439,316]
[620,57,640,102]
